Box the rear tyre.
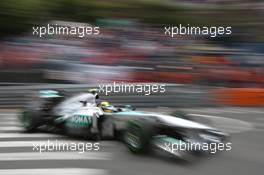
[124,119,154,154]
[20,110,42,132]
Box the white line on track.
[0,133,65,139]
[0,168,107,175]
[0,140,118,148]
[188,113,254,133]
[0,122,21,126]
[0,140,72,147]
[0,126,22,132]
[251,122,264,128]
[234,108,264,114]
[0,114,18,116]
[221,108,245,114]
[0,152,112,161]
[0,118,18,122]
[185,108,264,114]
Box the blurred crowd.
[0,18,263,87]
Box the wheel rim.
[125,127,142,149]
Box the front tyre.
[124,119,154,154]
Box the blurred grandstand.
[0,0,263,87]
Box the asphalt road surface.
[0,107,263,175]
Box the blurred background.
[0,1,264,175]
[0,0,263,86]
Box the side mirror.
[79,101,87,107]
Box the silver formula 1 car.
[20,90,229,159]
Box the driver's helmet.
[100,101,114,113]
[101,101,110,107]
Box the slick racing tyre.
[124,119,154,154]
[20,109,42,132]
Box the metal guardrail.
[0,84,213,108]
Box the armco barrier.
[0,84,213,108]
[1,84,263,108]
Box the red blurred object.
[0,45,40,69]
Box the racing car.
[20,89,229,159]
